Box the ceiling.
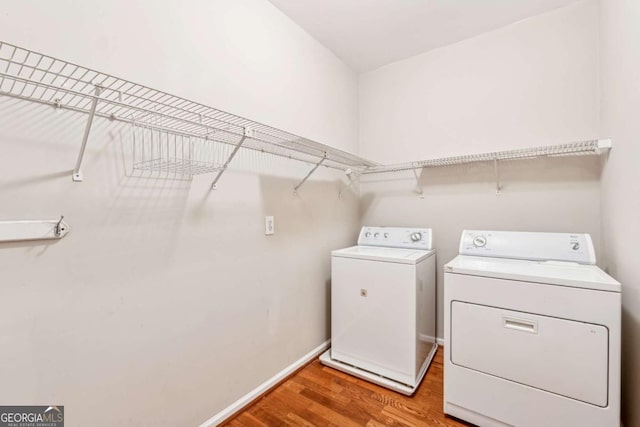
[268,0,580,72]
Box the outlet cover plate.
[265,216,274,235]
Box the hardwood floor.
[222,347,472,427]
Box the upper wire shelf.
[0,41,378,175]
[0,40,613,193]
[361,139,612,174]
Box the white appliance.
[444,230,621,427]
[320,226,437,395]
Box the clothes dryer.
[444,230,621,427]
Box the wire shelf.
[134,158,222,175]
[0,40,378,173]
[131,125,223,178]
[362,139,612,174]
[0,40,612,187]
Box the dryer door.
[450,301,608,407]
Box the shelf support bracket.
[294,154,327,196]
[211,128,253,190]
[494,158,501,195]
[338,168,361,199]
[412,168,424,199]
[72,84,102,182]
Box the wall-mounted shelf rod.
[362,139,612,175]
[0,217,70,243]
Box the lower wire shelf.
[133,158,223,176]
[131,124,226,179]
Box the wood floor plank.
[232,413,269,427]
[292,376,351,406]
[306,401,365,427]
[285,413,317,427]
[221,347,471,427]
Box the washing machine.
[444,230,621,427]
[320,226,437,395]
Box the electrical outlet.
[265,216,274,235]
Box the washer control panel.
[358,226,433,250]
[459,230,596,264]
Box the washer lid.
[332,245,435,265]
[445,255,620,292]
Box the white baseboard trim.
[417,333,445,347]
[199,339,331,427]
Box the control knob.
[410,232,422,242]
[571,242,580,251]
[473,236,487,247]
[365,232,371,237]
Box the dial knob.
[473,236,487,247]
[410,232,422,242]
[365,232,371,237]
[384,233,389,238]
[571,242,580,251]
[374,232,379,238]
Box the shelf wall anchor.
[72,84,103,182]
[210,128,253,190]
[494,158,501,195]
[412,168,424,199]
[294,153,327,196]
[54,215,65,237]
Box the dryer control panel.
[358,226,433,250]
[459,230,596,264]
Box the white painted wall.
[358,0,602,339]
[0,1,359,426]
[599,1,640,426]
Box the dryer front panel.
[450,301,608,407]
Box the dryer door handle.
[503,316,538,334]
